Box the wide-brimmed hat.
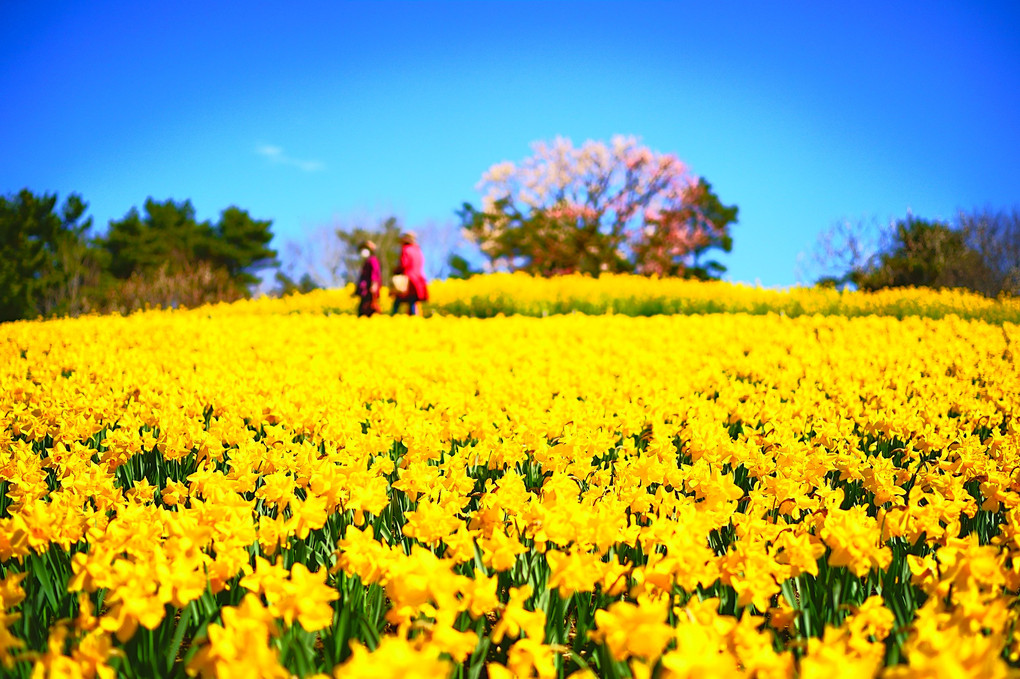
[361,240,377,252]
[400,231,417,243]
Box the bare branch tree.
[958,207,1020,296]
[798,216,886,287]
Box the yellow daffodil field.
[3,277,1020,678]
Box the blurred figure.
[392,231,428,316]
[355,240,381,317]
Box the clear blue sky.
[3,1,1018,287]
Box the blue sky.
[3,1,1018,287]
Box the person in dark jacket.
[355,240,381,317]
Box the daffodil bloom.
[0,573,26,610]
[590,597,673,662]
[799,626,884,679]
[273,561,338,631]
[187,595,288,679]
[0,609,23,669]
[491,586,545,644]
[334,637,452,679]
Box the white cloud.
[255,144,324,172]
[256,144,283,158]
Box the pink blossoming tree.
[458,136,738,277]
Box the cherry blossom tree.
[458,136,738,277]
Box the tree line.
[809,209,1020,297]
[5,136,1015,323]
[0,190,276,322]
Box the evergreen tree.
[102,198,278,291]
[0,189,96,322]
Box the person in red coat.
[355,240,381,317]
[391,231,429,316]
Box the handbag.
[391,274,410,295]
